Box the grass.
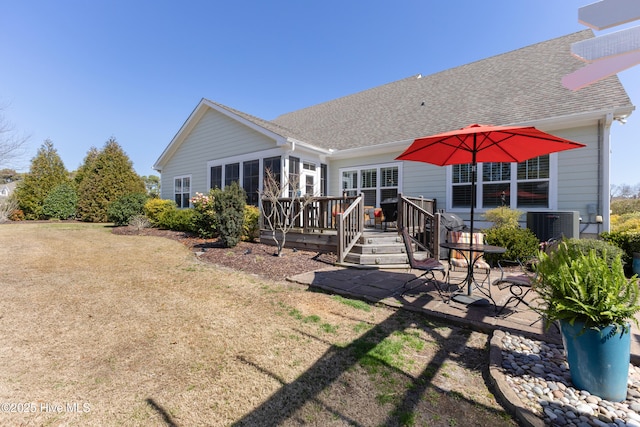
[0,223,517,427]
[332,295,372,311]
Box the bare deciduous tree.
[0,107,29,169]
[261,168,316,257]
[0,197,17,223]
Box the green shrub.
[213,182,246,248]
[243,205,260,242]
[157,207,195,232]
[601,231,640,270]
[483,206,523,228]
[107,193,149,226]
[191,191,218,238]
[483,225,539,265]
[42,183,78,220]
[563,237,626,267]
[144,198,176,226]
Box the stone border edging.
[490,330,545,427]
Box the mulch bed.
[111,226,337,282]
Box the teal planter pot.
[560,320,630,402]
[633,252,640,276]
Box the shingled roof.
[267,30,633,151]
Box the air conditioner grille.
[526,211,579,242]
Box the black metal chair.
[493,259,534,316]
[493,237,561,317]
[400,227,448,301]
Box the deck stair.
[340,230,412,268]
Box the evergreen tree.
[73,146,99,187]
[14,139,69,219]
[76,137,145,222]
[42,183,78,220]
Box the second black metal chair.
[493,259,534,316]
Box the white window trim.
[445,153,558,213]
[173,174,192,208]
[338,162,403,205]
[206,148,284,194]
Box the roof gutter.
[506,106,634,132]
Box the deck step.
[349,243,406,255]
[344,252,409,266]
[345,248,408,265]
[344,230,411,266]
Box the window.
[517,155,549,208]
[264,156,282,199]
[380,166,399,201]
[208,154,282,206]
[342,170,358,197]
[452,164,473,208]
[305,175,314,195]
[320,164,327,196]
[288,156,300,197]
[340,164,400,204]
[449,154,551,211]
[482,162,511,208]
[225,163,239,187]
[174,176,191,208]
[361,168,377,206]
[243,160,259,206]
[210,165,222,189]
[264,156,281,183]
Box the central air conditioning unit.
[526,211,580,242]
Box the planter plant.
[534,241,640,401]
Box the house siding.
[160,109,279,200]
[325,124,601,221]
[555,125,600,218]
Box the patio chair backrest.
[401,227,418,267]
[448,230,489,269]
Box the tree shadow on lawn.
[232,299,522,426]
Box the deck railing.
[336,195,364,263]
[397,194,440,260]
[260,193,440,262]
[261,195,359,232]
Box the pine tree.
[76,137,145,222]
[14,139,69,219]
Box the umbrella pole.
[468,139,477,296]
[452,136,491,307]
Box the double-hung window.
[450,154,550,211]
[516,155,549,207]
[340,164,400,205]
[174,176,191,208]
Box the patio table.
[440,242,506,307]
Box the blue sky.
[1,1,639,185]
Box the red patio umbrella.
[395,124,586,234]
